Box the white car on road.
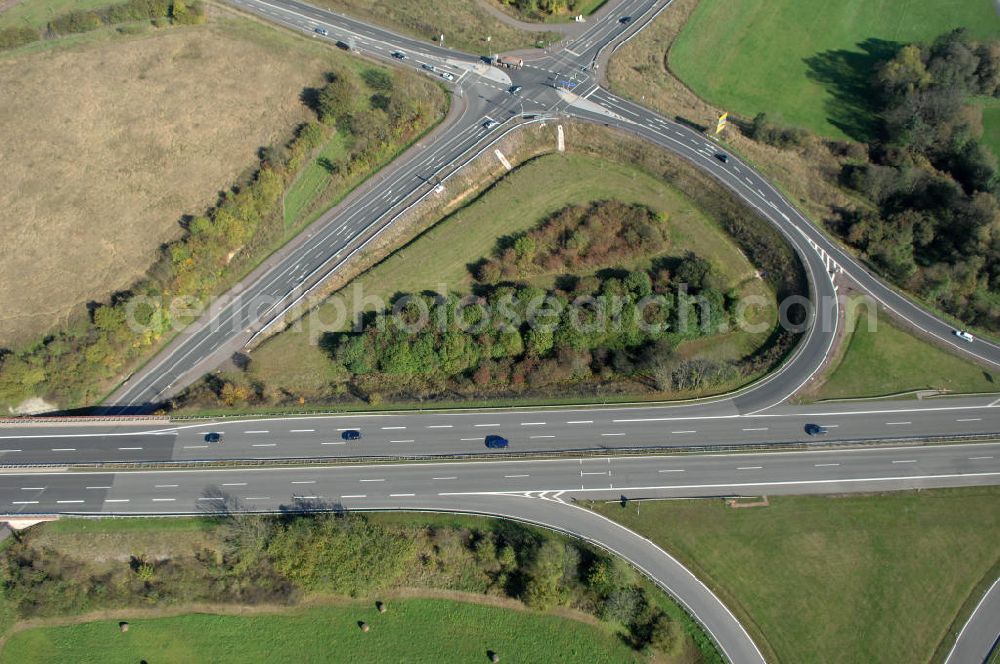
[954,329,975,342]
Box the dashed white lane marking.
[460,437,480,441]
[222,483,247,487]
[12,501,38,505]
[52,448,76,452]
[154,484,178,488]
[341,494,367,498]
[427,425,453,429]
[658,469,685,473]
[886,421,912,426]
[530,435,556,439]
[391,440,415,443]
[0,449,22,453]
[474,424,500,427]
[390,493,415,497]
[184,445,208,449]
[504,474,530,478]
[892,459,917,464]
[737,466,763,470]
[742,428,769,432]
[969,456,994,460]
[291,480,316,485]
[601,433,626,437]
[520,422,546,426]
[245,430,269,434]
[57,500,85,504]
[105,499,130,503]
[433,477,457,480]
[382,426,406,430]
[152,498,176,502]
[118,447,143,451]
[20,487,44,490]
[198,497,224,501]
[672,430,697,434]
[359,478,385,482]
[245,496,271,501]
[290,429,315,433]
[814,463,840,467]
[252,443,277,447]
[957,418,982,422]
[567,420,593,424]
[86,486,111,489]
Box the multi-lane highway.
[1,396,997,465]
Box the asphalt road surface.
[945,576,1000,664]
[1,396,996,465]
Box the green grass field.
[980,102,1000,163]
[591,487,1000,664]
[670,0,1000,140]
[808,301,998,400]
[0,598,645,664]
[250,152,776,394]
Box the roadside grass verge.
[249,151,776,397]
[802,298,998,401]
[669,0,1000,141]
[310,0,559,52]
[0,598,645,664]
[590,486,1000,664]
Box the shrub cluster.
[328,202,736,401]
[0,0,206,53]
[475,200,669,284]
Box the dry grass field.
[0,14,342,344]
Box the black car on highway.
[341,430,362,441]
[484,435,509,449]
[804,424,828,436]
[204,432,223,443]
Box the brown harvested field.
[0,14,343,345]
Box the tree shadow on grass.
[804,37,903,142]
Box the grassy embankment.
[802,299,998,401]
[591,486,1000,664]
[669,0,999,140]
[249,152,777,399]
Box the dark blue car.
[484,435,509,449]
[341,430,362,441]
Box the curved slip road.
[945,575,1000,664]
